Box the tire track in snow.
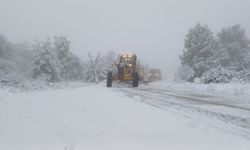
[116,87,250,139]
[140,88,250,111]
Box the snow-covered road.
[0,84,250,150]
[116,84,250,139]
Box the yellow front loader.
[107,52,140,87]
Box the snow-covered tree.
[0,35,21,85]
[83,52,106,82]
[201,66,236,83]
[31,39,62,82]
[217,25,250,71]
[180,23,219,80]
[83,51,117,83]
[54,36,83,81]
[237,69,250,82]
[0,35,87,86]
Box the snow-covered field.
[0,83,250,150]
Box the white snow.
[149,80,250,100]
[0,84,250,150]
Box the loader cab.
[118,53,137,66]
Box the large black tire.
[132,72,139,87]
[107,71,113,87]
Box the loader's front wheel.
[107,71,113,87]
[132,72,139,87]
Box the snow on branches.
[31,37,84,82]
[180,23,218,80]
[83,51,116,83]
[180,24,250,83]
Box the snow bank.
[149,80,250,100]
[0,81,90,93]
[0,84,249,150]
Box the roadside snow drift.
[0,84,249,150]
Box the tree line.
[0,35,116,87]
[178,23,250,83]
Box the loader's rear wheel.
[107,72,112,87]
[132,72,139,87]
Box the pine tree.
[180,23,218,80]
[217,25,250,71]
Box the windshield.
[120,56,136,64]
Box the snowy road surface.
[117,85,250,139]
[0,84,250,150]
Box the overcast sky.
[1,0,250,78]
